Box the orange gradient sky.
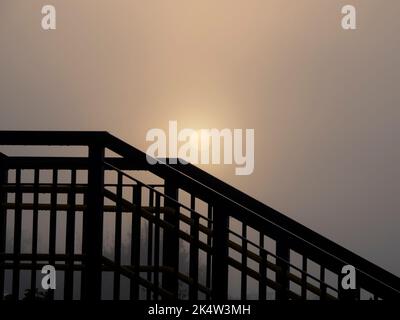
[0,1,400,275]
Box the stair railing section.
[102,161,214,300]
[0,131,399,301]
[102,133,400,300]
[101,162,342,301]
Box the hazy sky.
[0,1,399,276]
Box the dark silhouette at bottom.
[0,131,399,301]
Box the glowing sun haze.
[0,0,400,276]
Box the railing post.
[211,203,229,300]
[0,153,7,301]
[64,170,76,300]
[82,144,105,300]
[162,179,180,298]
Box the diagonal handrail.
[103,164,341,299]
[103,133,400,297]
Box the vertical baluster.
[241,223,247,300]
[0,155,8,301]
[301,256,307,299]
[189,195,199,300]
[30,169,39,295]
[206,204,212,300]
[130,185,141,300]
[276,238,290,300]
[162,180,179,298]
[82,144,104,301]
[320,266,327,300]
[48,169,58,300]
[146,189,154,300]
[153,194,161,300]
[81,174,87,300]
[113,171,123,300]
[211,203,229,300]
[64,169,76,300]
[12,169,22,300]
[259,233,266,300]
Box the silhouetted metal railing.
[0,131,399,300]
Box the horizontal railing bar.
[0,157,149,170]
[1,183,163,193]
[1,256,183,274]
[105,183,164,188]
[0,131,109,146]
[2,203,183,215]
[0,253,84,260]
[2,263,84,271]
[1,184,87,194]
[1,263,149,273]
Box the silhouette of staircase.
[0,131,399,301]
